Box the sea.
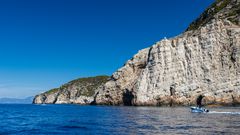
[0,104,240,135]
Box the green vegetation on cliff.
[43,75,109,97]
[45,88,59,95]
[187,0,239,31]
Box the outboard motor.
[204,108,209,112]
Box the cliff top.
[43,75,109,96]
[187,0,240,31]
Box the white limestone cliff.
[95,18,240,106]
[33,0,240,106]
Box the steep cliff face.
[33,76,109,104]
[95,0,240,106]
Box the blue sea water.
[0,104,240,135]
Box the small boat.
[191,106,209,113]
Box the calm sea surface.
[0,104,239,135]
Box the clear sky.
[0,0,214,98]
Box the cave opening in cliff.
[122,89,134,106]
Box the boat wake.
[208,111,240,115]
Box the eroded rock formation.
[33,76,109,104]
[33,0,240,106]
[95,0,240,106]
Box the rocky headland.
[33,76,109,104]
[34,0,240,106]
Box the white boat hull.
[191,107,209,113]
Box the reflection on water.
[0,104,239,134]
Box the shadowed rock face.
[95,0,240,106]
[33,76,109,104]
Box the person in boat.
[196,95,204,108]
[192,95,209,112]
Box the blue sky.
[0,0,214,98]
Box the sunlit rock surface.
[95,0,240,106]
[34,0,240,106]
[33,76,109,104]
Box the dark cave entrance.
[122,89,134,106]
